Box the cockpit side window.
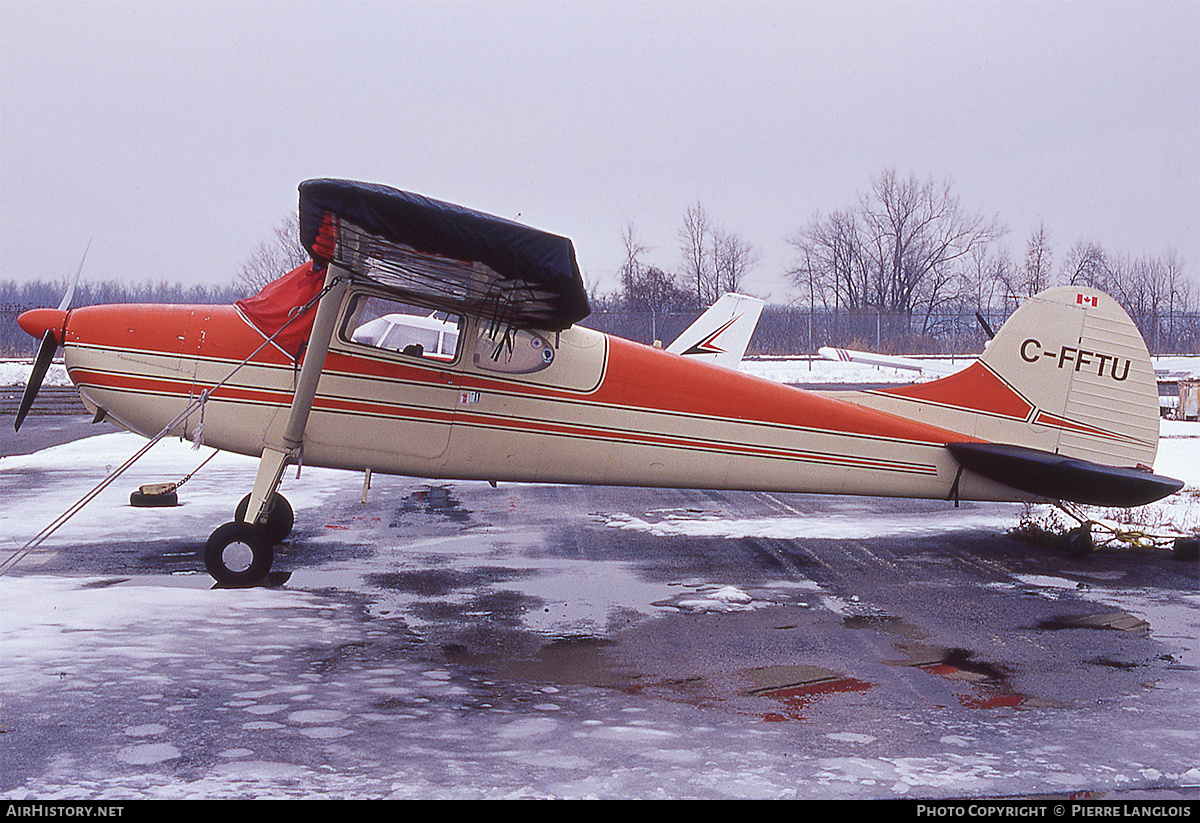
[341,294,462,362]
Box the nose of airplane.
[18,308,68,344]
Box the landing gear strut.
[204,494,292,586]
[204,263,346,588]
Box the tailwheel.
[235,493,294,544]
[205,521,274,587]
[1065,525,1093,558]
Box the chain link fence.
[581,306,1200,356]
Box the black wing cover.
[298,178,589,330]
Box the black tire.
[130,489,178,507]
[205,521,274,586]
[234,493,294,544]
[1066,526,1093,558]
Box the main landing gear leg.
[202,263,348,587]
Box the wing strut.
[241,263,349,527]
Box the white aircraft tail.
[666,293,764,369]
[847,287,1179,506]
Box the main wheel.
[205,521,274,586]
[234,493,294,544]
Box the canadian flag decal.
[1077,293,1098,308]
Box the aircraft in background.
[818,347,963,377]
[666,292,764,369]
[13,179,1183,585]
[350,310,460,362]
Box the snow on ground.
[3,357,1199,799]
[0,359,74,387]
[0,434,346,550]
[604,506,1028,542]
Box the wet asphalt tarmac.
[1,416,1198,799]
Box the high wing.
[667,293,764,369]
[298,179,590,331]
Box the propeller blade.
[13,242,88,432]
[58,240,89,312]
[14,330,58,432]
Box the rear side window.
[474,326,555,374]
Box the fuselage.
[56,287,1019,502]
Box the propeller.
[13,243,88,432]
[975,311,996,340]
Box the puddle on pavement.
[1038,612,1151,633]
[739,649,1036,720]
[837,612,1047,711]
[888,641,1047,710]
[443,634,642,691]
[390,485,473,528]
[842,613,923,636]
[743,664,874,721]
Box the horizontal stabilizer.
[946,442,1183,507]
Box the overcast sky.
[1,0,1196,304]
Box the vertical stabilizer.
[974,287,1160,469]
[666,293,765,369]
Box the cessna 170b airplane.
[13,178,1184,585]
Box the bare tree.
[677,202,716,306]
[618,222,651,298]
[1062,240,1111,291]
[1005,221,1053,298]
[617,221,691,340]
[237,213,309,293]
[958,244,1013,315]
[787,208,869,311]
[1163,248,1192,315]
[789,169,1006,325]
[860,169,1006,319]
[711,227,759,295]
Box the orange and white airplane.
[14,179,1183,585]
